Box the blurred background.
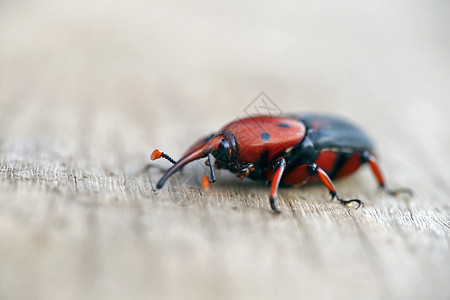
[1,0,449,147]
[0,0,449,299]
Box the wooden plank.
[1,101,448,300]
[0,1,449,299]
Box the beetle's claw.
[335,194,364,209]
[272,209,282,216]
[382,186,413,197]
[340,199,364,209]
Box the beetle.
[151,114,411,214]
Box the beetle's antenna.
[151,149,177,164]
[155,136,224,189]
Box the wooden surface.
[0,1,449,299]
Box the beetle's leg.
[206,153,216,183]
[235,163,255,180]
[308,163,364,208]
[269,158,286,214]
[202,153,217,191]
[360,151,413,197]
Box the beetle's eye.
[215,139,231,162]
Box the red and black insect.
[151,114,411,214]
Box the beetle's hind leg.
[360,151,413,197]
[308,163,364,208]
[269,158,286,214]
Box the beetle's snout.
[155,136,225,188]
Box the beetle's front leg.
[307,163,364,208]
[269,158,286,214]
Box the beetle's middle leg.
[307,163,364,208]
[360,151,413,197]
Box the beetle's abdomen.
[295,114,374,151]
[279,114,375,186]
[220,116,306,164]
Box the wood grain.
[0,1,449,299]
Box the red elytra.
[220,116,306,163]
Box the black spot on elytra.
[278,123,290,128]
[261,132,271,140]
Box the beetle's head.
[151,131,237,189]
